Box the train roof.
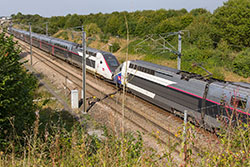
[50,37,77,47]
[11,27,77,48]
[231,82,250,89]
[130,60,180,74]
[85,47,108,54]
[12,28,29,35]
[12,27,116,55]
[130,60,250,91]
[78,47,115,56]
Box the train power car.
[9,27,119,81]
[114,60,250,130]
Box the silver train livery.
[114,60,250,130]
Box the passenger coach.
[10,27,119,81]
[114,60,250,130]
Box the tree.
[104,14,121,35]
[86,23,101,37]
[135,16,153,36]
[64,14,81,29]
[154,14,193,34]
[0,31,37,147]
[186,15,216,49]
[190,8,210,16]
[109,42,121,53]
[212,0,250,48]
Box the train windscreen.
[103,54,119,72]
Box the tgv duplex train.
[9,27,250,130]
[10,27,119,81]
[114,60,250,130]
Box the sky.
[1,0,228,17]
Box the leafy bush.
[232,48,250,78]
[61,31,69,40]
[0,31,37,148]
[100,33,110,43]
[182,47,225,80]
[109,42,120,53]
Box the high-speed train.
[9,27,119,81]
[114,60,250,130]
[9,27,250,130]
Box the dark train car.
[114,60,250,129]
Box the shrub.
[100,33,110,43]
[0,31,37,148]
[109,42,120,53]
[86,23,101,37]
[232,48,250,78]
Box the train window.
[149,70,153,75]
[138,66,142,71]
[230,96,247,109]
[129,63,134,69]
[134,65,137,70]
[107,59,119,67]
[55,43,66,49]
[89,52,96,57]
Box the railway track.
[16,37,206,159]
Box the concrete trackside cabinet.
[71,90,79,109]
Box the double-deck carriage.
[10,27,119,81]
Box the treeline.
[11,0,250,79]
